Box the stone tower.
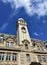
[16,18,32,46]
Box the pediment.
[5,36,16,42]
[22,39,30,44]
[36,42,42,46]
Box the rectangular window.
[42,55,46,62]
[37,46,43,51]
[40,46,43,51]
[0,37,3,43]
[37,55,46,62]
[25,44,28,49]
[26,54,30,61]
[6,53,11,61]
[6,42,14,48]
[12,53,17,61]
[46,55,47,62]
[0,52,4,61]
[6,43,9,47]
[37,55,42,62]
[37,46,40,50]
[10,42,14,48]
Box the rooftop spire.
[17,18,27,25]
[18,18,24,21]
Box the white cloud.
[34,32,39,36]
[42,20,46,24]
[0,23,8,31]
[34,32,44,36]
[1,0,47,17]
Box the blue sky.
[0,0,47,41]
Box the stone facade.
[0,18,47,65]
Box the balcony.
[0,45,21,51]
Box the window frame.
[0,52,4,61]
[6,42,14,48]
[25,44,28,49]
[37,55,46,62]
[26,54,30,61]
[12,53,17,61]
[6,53,11,61]
[37,45,43,51]
[0,36,3,43]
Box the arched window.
[25,44,28,49]
[21,27,26,30]
[21,27,26,33]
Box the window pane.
[37,55,46,62]
[10,42,14,48]
[6,53,11,61]
[32,42,35,46]
[42,55,46,62]
[26,54,30,61]
[46,55,47,62]
[37,46,43,51]
[0,52,4,61]
[37,46,40,50]
[0,37,3,43]
[12,53,17,61]
[6,43,9,47]
[25,44,28,49]
[37,55,42,62]
[40,46,43,51]
[6,42,14,48]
